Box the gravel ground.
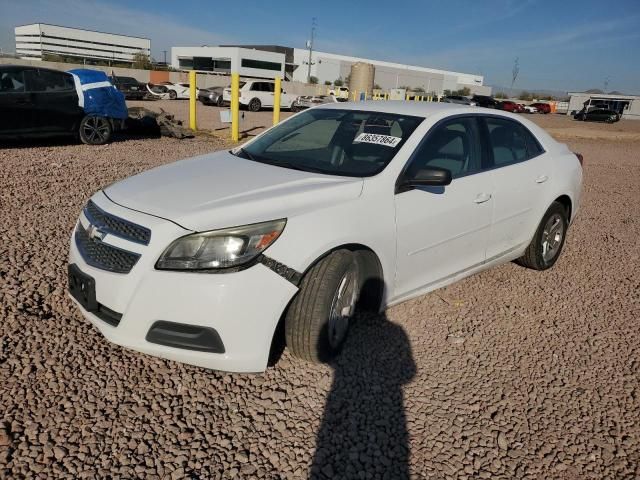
[1,117,639,479]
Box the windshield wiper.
[233,147,256,162]
[268,160,331,175]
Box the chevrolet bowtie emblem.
[87,223,106,241]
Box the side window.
[405,117,481,180]
[0,71,25,92]
[485,117,529,167]
[25,70,75,92]
[266,83,275,93]
[250,82,261,91]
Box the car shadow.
[310,309,416,479]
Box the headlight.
[156,219,286,271]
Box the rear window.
[235,108,423,177]
[0,71,25,92]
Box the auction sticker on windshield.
[353,133,402,147]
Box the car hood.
[104,150,364,232]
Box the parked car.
[109,75,146,100]
[1,65,127,145]
[442,95,476,106]
[498,100,519,112]
[222,80,298,112]
[291,94,338,111]
[68,102,583,372]
[156,82,195,100]
[329,86,350,99]
[471,95,500,108]
[573,108,620,123]
[523,105,538,114]
[531,102,551,114]
[198,86,225,106]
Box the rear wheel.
[285,250,359,363]
[216,95,224,107]
[248,98,261,112]
[79,115,112,145]
[517,202,568,270]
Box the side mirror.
[397,166,452,193]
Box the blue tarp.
[68,69,128,120]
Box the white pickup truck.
[223,80,298,111]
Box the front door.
[24,69,81,134]
[394,116,493,298]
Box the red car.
[531,102,551,114]
[498,100,519,112]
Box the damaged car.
[0,66,128,145]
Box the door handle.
[474,193,492,204]
[536,175,549,184]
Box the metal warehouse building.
[171,44,489,95]
[567,92,640,120]
[14,23,151,64]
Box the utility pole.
[306,17,317,83]
[511,57,520,89]
[604,76,610,93]
[163,50,167,64]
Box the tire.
[248,98,261,112]
[517,202,568,270]
[216,95,224,107]
[79,115,113,145]
[285,250,359,363]
[168,90,177,100]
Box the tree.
[443,89,452,96]
[518,90,533,101]
[309,76,318,84]
[458,86,471,96]
[413,86,425,93]
[374,83,381,89]
[334,78,344,86]
[494,92,508,99]
[132,51,152,70]
[324,80,332,86]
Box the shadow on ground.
[310,312,416,479]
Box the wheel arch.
[554,194,572,221]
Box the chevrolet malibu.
[68,102,583,372]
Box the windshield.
[234,109,423,177]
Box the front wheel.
[168,90,177,100]
[79,115,112,145]
[285,250,359,363]
[517,202,568,270]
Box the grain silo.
[349,62,375,95]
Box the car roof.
[0,64,71,75]
[314,100,492,118]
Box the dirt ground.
[1,109,639,479]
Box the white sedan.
[157,82,195,99]
[523,105,539,114]
[68,102,583,372]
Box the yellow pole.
[231,72,240,142]
[405,93,409,101]
[189,71,197,131]
[273,77,281,125]
[385,93,389,100]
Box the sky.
[1,0,639,93]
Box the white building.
[171,44,489,95]
[171,46,286,80]
[567,92,640,120]
[14,23,151,64]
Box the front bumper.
[68,194,298,372]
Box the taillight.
[574,152,584,166]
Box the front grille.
[75,224,140,274]
[84,200,151,245]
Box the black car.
[471,95,500,108]
[0,65,120,145]
[110,75,146,100]
[198,86,225,106]
[574,108,620,123]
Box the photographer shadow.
[310,294,417,479]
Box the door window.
[404,117,482,180]
[0,71,25,92]
[25,70,75,92]
[484,117,543,166]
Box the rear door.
[482,116,552,259]
[0,68,35,134]
[25,69,81,134]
